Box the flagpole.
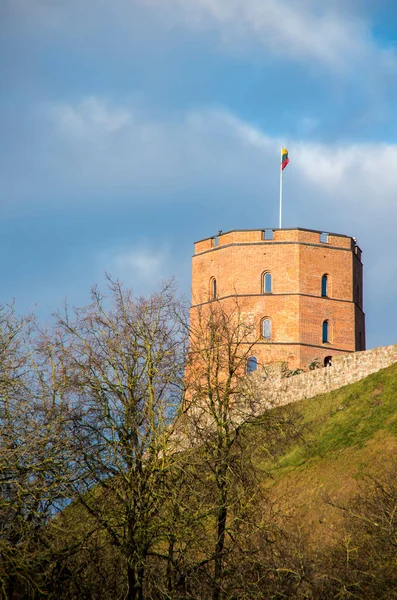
[279,147,283,229]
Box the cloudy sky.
[1,0,397,349]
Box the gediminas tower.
[191,228,365,370]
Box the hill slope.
[254,362,397,547]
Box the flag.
[281,148,289,171]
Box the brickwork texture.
[191,228,366,369]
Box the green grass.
[246,363,397,545]
[265,363,397,473]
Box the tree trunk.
[126,563,144,600]
[5,575,15,600]
[213,504,227,600]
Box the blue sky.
[1,0,397,349]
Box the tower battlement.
[191,227,365,370]
[194,228,360,257]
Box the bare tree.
[51,280,188,600]
[185,298,268,600]
[0,304,76,599]
[0,286,304,599]
[180,296,307,600]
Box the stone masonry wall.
[173,345,397,452]
[253,344,397,410]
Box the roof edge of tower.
[194,227,353,245]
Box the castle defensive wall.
[251,344,397,412]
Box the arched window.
[210,277,217,300]
[262,318,272,340]
[321,274,328,297]
[263,272,272,294]
[322,320,329,343]
[246,356,258,374]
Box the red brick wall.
[191,228,366,369]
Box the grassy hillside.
[254,362,397,547]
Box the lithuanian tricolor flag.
[281,148,289,171]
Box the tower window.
[321,274,328,297]
[263,272,272,294]
[262,318,272,340]
[322,320,329,343]
[320,232,329,243]
[210,277,217,300]
[246,356,258,374]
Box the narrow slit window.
[321,274,328,297]
[322,320,329,343]
[262,318,271,340]
[246,356,258,374]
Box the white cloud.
[45,97,276,194]
[145,0,376,68]
[51,97,133,137]
[95,246,177,296]
[5,0,392,71]
[114,248,165,280]
[295,141,397,205]
[41,96,397,219]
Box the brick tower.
[191,228,365,370]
